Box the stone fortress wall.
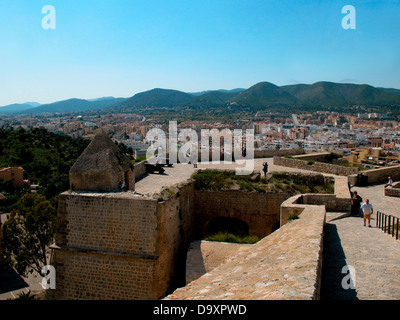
[47,174,350,300]
[47,182,299,299]
[46,136,352,300]
[193,190,292,239]
[167,204,327,300]
[348,164,400,186]
[166,176,350,300]
[47,193,162,299]
[273,154,359,176]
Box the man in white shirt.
[361,199,373,227]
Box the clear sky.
[0,0,399,106]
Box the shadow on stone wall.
[320,223,358,300]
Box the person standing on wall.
[262,161,268,177]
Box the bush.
[192,170,235,191]
[287,214,299,221]
[205,232,259,244]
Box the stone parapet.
[384,182,400,197]
[273,156,358,176]
[280,177,351,225]
[348,165,400,186]
[166,204,326,300]
[134,161,147,181]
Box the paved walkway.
[321,182,400,300]
[135,157,339,196]
[352,184,400,219]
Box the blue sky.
[0,0,399,105]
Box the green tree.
[1,193,57,276]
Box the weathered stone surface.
[186,241,251,284]
[384,182,400,197]
[274,156,358,176]
[166,206,326,300]
[70,129,134,192]
[348,165,400,186]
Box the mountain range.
[2,81,400,115]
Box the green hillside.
[0,127,89,203]
[119,88,194,108]
[184,90,241,108]
[3,81,400,115]
[281,81,400,108]
[28,97,127,113]
[232,82,297,107]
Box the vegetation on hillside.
[0,127,89,209]
[1,193,57,277]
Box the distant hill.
[184,90,242,108]
[118,88,194,108]
[24,102,41,107]
[378,87,400,96]
[232,82,297,107]
[26,97,127,113]
[88,96,117,102]
[189,88,245,96]
[2,81,400,114]
[0,103,38,114]
[281,82,400,108]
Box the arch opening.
[206,217,249,238]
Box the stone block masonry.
[49,250,157,300]
[47,182,297,300]
[194,190,291,239]
[47,191,167,300]
[47,182,198,300]
[166,205,326,300]
[274,156,358,176]
[348,165,400,186]
[384,181,400,197]
[54,192,159,255]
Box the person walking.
[351,191,362,216]
[361,199,373,227]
